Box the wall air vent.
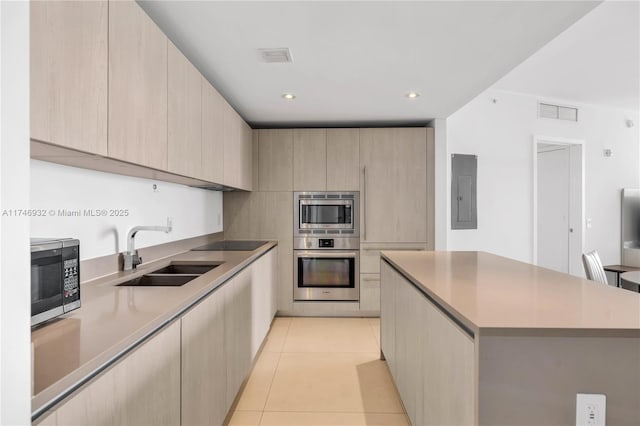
[538,102,578,122]
[258,48,293,63]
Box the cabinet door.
[240,120,254,190]
[257,130,293,191]
[168,42,202,178]
[360,128,427,243]
[181,287,227,426]
[34,411,57,426]
[326,129,359,191]
[109,0,168,170]
[394,274,423,426]
[422,295,475,426]
[250,250,277,358]
[224,266,253,410]
[223,104,253,190]
[31,0,108,155]
[56,321,181,426]
[359,273,380,313]
[380,261,397,377]
[293,129,326,191]
[201,78,224,184]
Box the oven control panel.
[294,237,359,250]
[318,239,334,248]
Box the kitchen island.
[380,251,640,426]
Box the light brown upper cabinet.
[201,78,224,184]
[257,129,293,191]
[31,0,108,155]
[326,128,360,191]
[360,128,428,243]
[290,128,360,192]
[168,42,202,178]
[293,129,327,191]
[223,104,253,190]
[108,0,168,170]
[239,120,253,191]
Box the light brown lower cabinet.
[54,321,181,426]
[36,250,277,426]
[181,286,227,426]
[380,260,475,426]
[359,274,380,312]
[250,247,278,358]
[223,265,254,411]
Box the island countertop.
[31,241,277,418]
[381,250,640,332]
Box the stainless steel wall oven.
[294,192,360,301]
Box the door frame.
[532,135,585,274]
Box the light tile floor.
[228,317,409,426]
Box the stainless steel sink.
[149,263,221,275]
[117,274,199,287]
[117,262,222,287]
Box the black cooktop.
[191,240,268,251]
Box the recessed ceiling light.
[406,92,420,99]
[282,93,296,100]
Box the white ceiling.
[495,0,640,111]
[138,0,601,127]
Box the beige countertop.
[381,251,640,333]
[31,241,277,417]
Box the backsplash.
[30,160,223,260]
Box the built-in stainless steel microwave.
[31,238,80,327]
[294,191,359,237]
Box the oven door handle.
[295,251,358,259]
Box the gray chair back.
[582,251,608,284]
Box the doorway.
[533,136,584,276]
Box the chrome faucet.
[123,218,173,271]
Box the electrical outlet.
[576,393,606,426]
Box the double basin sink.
[116,240,268,287]
[117,262,222,287]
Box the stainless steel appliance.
[294,191,359,236]
[31,238,80,327]
[294,191,360,301]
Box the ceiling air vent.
[538,102,578,122]
[258,48,293,63]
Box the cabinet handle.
[363,166,367,241]
[362,277,379,282]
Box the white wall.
[431,118,448,250]
[31,160,223,260]
[0,1,31,424]
[446,88,640,266]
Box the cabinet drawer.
[360,274,380,312]
[360,243,428,274]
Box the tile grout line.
[260,351,283,412]
[244,318,407,423]
[259,317,291,415]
